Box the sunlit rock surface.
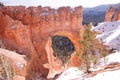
[0,48,27,80]
[105,6,120,22]
[0,5,84,79]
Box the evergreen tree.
[79,22,108,73]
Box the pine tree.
[80,22,108,73]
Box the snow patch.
[98,51,120,66]
[57,67,84,80]
[86,69,120,80]
[93,21,120,50]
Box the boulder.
[0,48,27,80]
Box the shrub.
[0,54,14,80]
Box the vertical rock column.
[113,6,120,21]
[105,6,115,22]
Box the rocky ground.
[0,58,6,80]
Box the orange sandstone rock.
[105,6,115,22]
[113,6,120,21]
[0,5,83,79]
[0,48,27,80]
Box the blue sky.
[1,0,120,8]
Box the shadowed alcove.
[51,35,76,65]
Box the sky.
[1,0,120,8]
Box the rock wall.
[105,6,115,22]
[0,5,83,79]
[113,6,120,21]
[105,6,120,22]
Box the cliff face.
[83,3,120,26]
[113,6,120,21]
[105,6,120,21]
[105,6,115,22]
[0,5,83,79]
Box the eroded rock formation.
[0,5,83,79]
[113,6,120,21]
[105,6,120,22]
[105,6,115,22]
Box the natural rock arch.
[0,5,84,79]
[45,31,82,78]
[52,31,80,51]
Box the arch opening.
[51,35,76,65]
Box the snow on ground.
[57,51,120,80]
[98,51,120,66]
[86,69,120,80]
[90,51,120,71]
[87,55,120,80]
[93,21,120,33]
[56,67,84,80]
[93,20,120,50]
[57,69,120,80]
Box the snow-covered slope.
[98,51,120,66]
[56,67,84,80]
[93,21,120,50]
[57,51,120,80]
[86,69,120,80]
[57,68,120,80]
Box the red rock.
[105,6,115,22]
[13,76,25,80]
[113,6,120,21]
[70,52,82,67]
[45,38,64,78]
[0,5,83,79]
[0,48,27,80]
